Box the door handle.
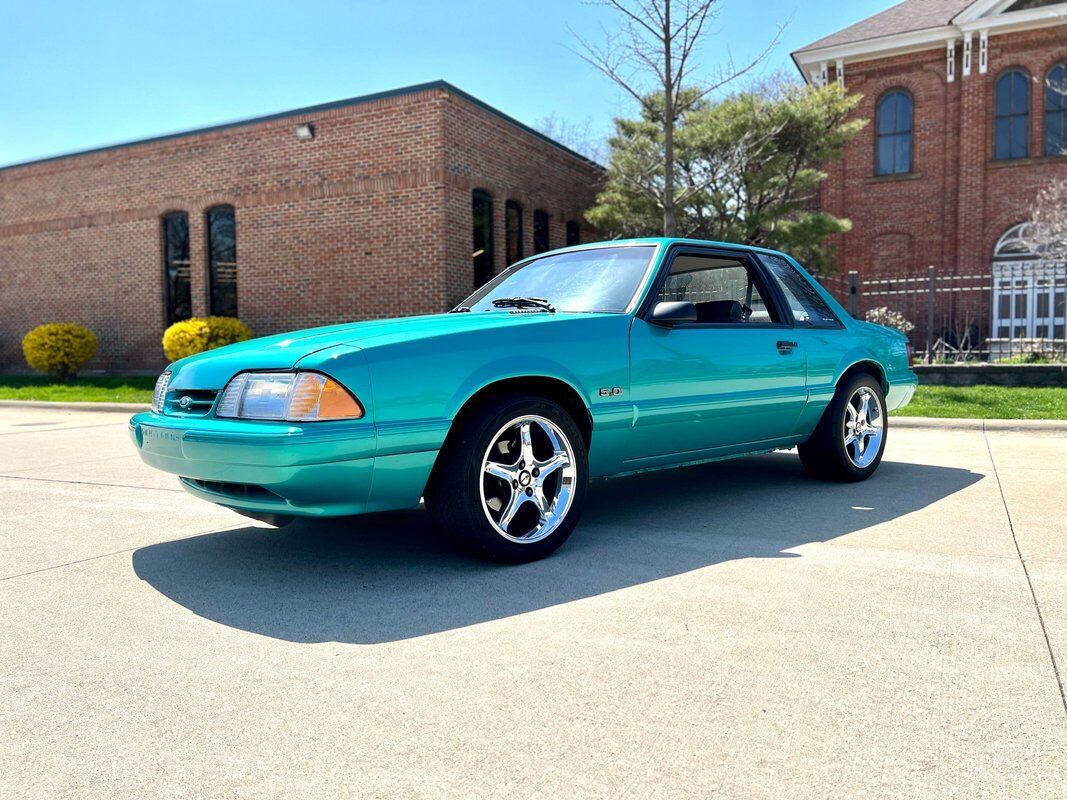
[777,340,798,353]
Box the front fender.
[360,314,633,476]
[443,357,592,419]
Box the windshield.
[460,245,656,314]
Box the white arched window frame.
[992,223,1066,342]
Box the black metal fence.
[818,264,1067,363]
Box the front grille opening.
[164,389,220,416]
[180,477,281,501]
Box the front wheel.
[798,374,887,482]
[424,394,589,563]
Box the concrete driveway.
[1,406,1064,799]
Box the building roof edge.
[0,80,605,173]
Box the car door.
[626,246,807,464]
[755,251,852,429]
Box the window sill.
[987,154,1067,169]
[865,172,923,184]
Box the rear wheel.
[424,394,589,563]
[798,373,887,482]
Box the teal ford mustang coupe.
[131,238,916,562]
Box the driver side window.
[658,254,778,324]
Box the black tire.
[798,372,888,482]
[424,393,589,563]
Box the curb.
[892,416,1067,432]
[0,399,149,413]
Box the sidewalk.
[1,405,1064,799]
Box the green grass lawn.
[1,376,1065,419]
[896,384,1067,420]
[0,375,154,404]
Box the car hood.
[167,312,611,389]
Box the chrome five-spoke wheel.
[424,393,589,561]
[843,385,884,468]
[479,415,577,543]
[798,373,887,482]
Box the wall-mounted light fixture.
[294,123,315,141]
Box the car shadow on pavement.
[132,452,981,644]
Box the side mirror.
[650,300,697,326]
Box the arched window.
[995,69,1030,160]
[994,223,1040,261]
[1045,63,1066,156]
[472,189,494,288]
[505,200,524,265]
[875,90,912,175]
[566,220,580,246]
[206,205,237,317]
[533,210,550,254]
[161,211,191,325]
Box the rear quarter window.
[759,254,841,328]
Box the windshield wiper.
[449,306,471,313]
[491,297,556,313]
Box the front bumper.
[129,412,435,516]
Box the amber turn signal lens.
[287,373,363,421]
[216,371,364,421]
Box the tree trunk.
[662,2,676,236]
[663,100,676,236]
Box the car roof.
[537,237,792,261]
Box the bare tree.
[1024,178,1067,263]
[534,114,609,164]
[573,0,783,235]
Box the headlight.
[215,371,364,421]
[152,371,171,414]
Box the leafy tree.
[587,79,865,272]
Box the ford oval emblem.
[179,395,193,409]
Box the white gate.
[991,225,1066,351]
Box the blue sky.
[0,0,892,167]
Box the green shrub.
[162,316,253,362]
[22,323,98,378]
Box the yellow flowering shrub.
[162,316,253,362]
[22,323,99,378]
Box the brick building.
[793,0,1067,352]
[0,81,601,371]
